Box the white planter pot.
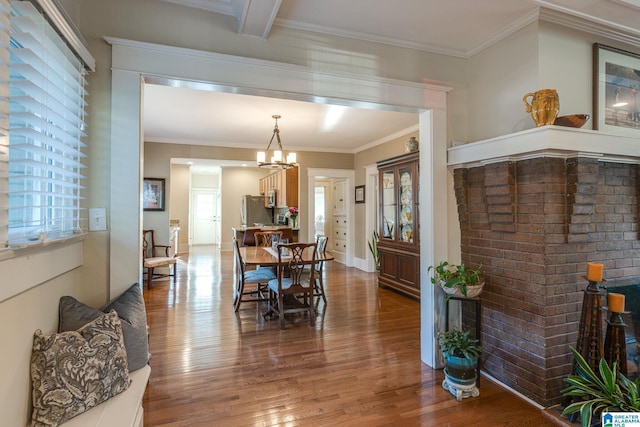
[441,282,484,298]
[434,275,485,298]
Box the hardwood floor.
[142,245,557,426]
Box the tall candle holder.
[603,293,627,377]
[574,279,605,372]
[563,278,606,421]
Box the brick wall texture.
[453,157,640,407]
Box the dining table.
[239,245,334,268]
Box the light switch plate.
[89,208,107,231]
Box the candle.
[586,262,603,282]
[608,293,625,313]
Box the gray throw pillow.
[31,310,130,427]
[58,283,150,371]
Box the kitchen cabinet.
[333,179,346,215]
[332,214,347,253]
[259,166,298,208]
[259,177,266,195]
[377,151,420,298]
[330,179,347,260]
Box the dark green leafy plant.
[428,261,482,297]
[437,329,482,361]
[561,347,640,427]
[367,230,380,271]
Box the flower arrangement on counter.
[286,207,298,220]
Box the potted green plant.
[438,328,482,400]
[561,347,640,427]
[428,261,483,298]
[367,230,380,271]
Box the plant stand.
[445,295,482,387]
[442,373,479,401]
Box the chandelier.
[257,115,297,169]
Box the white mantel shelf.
[448,126,640,169]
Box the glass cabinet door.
[398,165,413,243]
[381,170,395,239]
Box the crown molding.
[159,0,235,15]
[610,0,640,9]
[274,17,472,58]
[538,3,640,47]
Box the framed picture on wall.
[355,185,365,204]
[143,178,165,211]
[593,43,640,135]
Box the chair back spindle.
[254,231,283,247]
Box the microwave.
[265,189,276,208]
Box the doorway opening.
[314,182,328,239]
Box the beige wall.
[221,167,272,241]
[466,23,540,142]
[191,173,219,188]
[353,132,417,260]
[170,164,190,251]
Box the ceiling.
[147,0,640,169]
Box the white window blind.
[0,0,10,249]
[6,0,87,246]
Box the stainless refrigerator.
[241,195,273,226]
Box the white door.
[333,179,346,214]
[191,189,218,245]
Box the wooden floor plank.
[142,246,558,426]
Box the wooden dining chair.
[313,235,329,306]
[302,235,328,307]
[254,231,283,247]
[233,238,276,312]
[252,231,283,273]
[142,229,178,289]
[265,242,317,329]
[241,228,260,247]
[280,228,294,243]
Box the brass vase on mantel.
[404,136,419,153]
[522,89,560,127]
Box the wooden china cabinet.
[376,151,420,299]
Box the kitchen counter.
[233,226,298,246]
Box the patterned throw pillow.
[30,310,130,427]
[58,283,150,371]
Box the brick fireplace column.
[453,156,640,407]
